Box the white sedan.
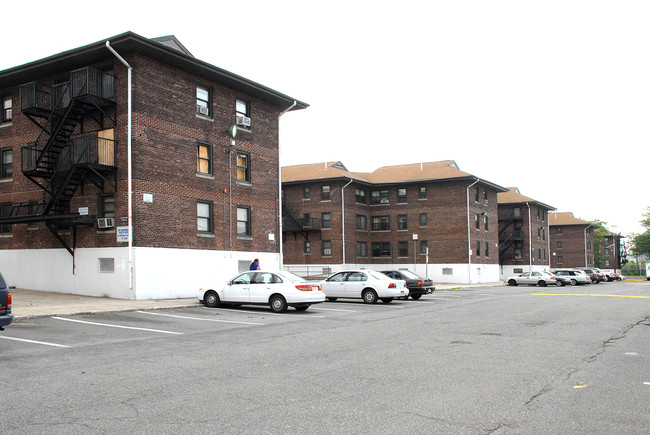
[320,270,408,303]
[506,271,559,287]
[198,270,325,313]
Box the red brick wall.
[549,224,594,268]
[282,179,501,265]
[498,203,551,267]
[0,53,283,253]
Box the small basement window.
[99,258,115,273]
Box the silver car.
[506,271,559,287]
[553,269,591,285]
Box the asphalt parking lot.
[2,280,649,434]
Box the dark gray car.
[0,271,13,330]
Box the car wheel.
[570,279,577,286]
[269,295,288,313]
[326,297,337,302]
[538,280,547,287]
[204,291,220,308]
[362,289,378,304]
[555,280,563,287]
[410,294,422,300]
[295,305,309,311]
[508,279,518,286]
[380,298,393,303]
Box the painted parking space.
[533,293,650,299]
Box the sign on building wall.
[116,226,130,243]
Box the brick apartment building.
[0,32,307,299]
[600,232,623,272]
[281,161,507,284]
[548,212,595,269]
[497,187,555,278]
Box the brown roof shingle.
[497,187,555,210]
[549,212,591,226]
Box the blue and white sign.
[116,226,130,243]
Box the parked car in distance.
[0,271,13,331]
[582,268,603,284]
[321,270,408,303]
[198,270,325,313]
[506,271,558,287]
[553,269,591,285]
[595,268,615,282]
[380,270,434,299]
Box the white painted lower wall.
[285,262,501,284]
[499,264,550,281]
[0,248,280,300]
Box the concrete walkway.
[9,282,503,320]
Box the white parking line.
[310,307,358,312]
[202,307,325,318]
[52,317,183,335]
[0,335,71,348]
[137,310,264,325]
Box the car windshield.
[277,271,307,283]
[398,270,421,280]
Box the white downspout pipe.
[466,178,480,283]
[106,41,134,292]
[277,100,297,270]
[584,224,593,267]
[341,179,353,266]
[526,202,532,273]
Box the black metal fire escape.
[0,67,118,256]
[282,198,322,241]
[499,212,524,262]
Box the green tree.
[590,219,609,268]
[630,207,650,257]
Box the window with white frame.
[236,98,250,127]
[322,212,331,229]
[304,240,311,254]
[321,185,330,201]
[397,188,407,203]
[2,95,12,123]
[196,86,210,116]
[322,240,332,256]
[237,206,251,237]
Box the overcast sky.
[3,1,648,238]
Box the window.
[371,216,390,231]
[236,98,249,117]
[303,186,310,199]
[419,213,427,227]
[304,240,311,254]
[1,149,12,179]
[483,190,488,204]
[355,188,366,204]
[237,206,251,236]
[514,207,522,219]
[483,214,488,231]
[99,195,115,219]
[370,189,389,205]
[321,185,330,201]
[514,248,522,260]
[371,242,391,257]
[538,228,541,240]
[475,214,480,229]
[605,259,610,266]
[557,241,563,249]
[543,249,547,260]
[303,213,311,228]
[397,214,408,230]
[27,200,39,229]
[485,242,489,258]
[443,268,453,275]
[542,227,546,241]
[197,142,211,174]
[537,209,541,221]
[397,188,407,203]
[538,248,542,260]
[322,212,331,229]
[2,95,12,123]
[542,211,545,222]
[476,241,481,257]
[0,203,12,235]
[587,241,592,250]
[197,201,212,233]
[196,85,210,116]
[356,214,367,231]
[604,248,610,255]
[557,226,562,234]
[322,240,332,256]
[356,241,367,258]
[419,186,427,199]
[557,255,563,263]
[474,187,479,202]
[236,152,250,182]
[420,240,428,255]
[398,241,408,257]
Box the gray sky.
[3,0,648,238]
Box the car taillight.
[417,282,424,286]
[388,283,396,288]
[296,284,319,291]
[6,293,11,310]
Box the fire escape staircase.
[498,212,524,261]
[0,68,118,256]
[282,199,322,241]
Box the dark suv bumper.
[0,313,14,329]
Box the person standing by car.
[249,259,261,270]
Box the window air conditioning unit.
[197,105,209,116]
[97,217,115,229]
[236,115,251,127]
[380,198,389,204]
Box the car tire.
[269,295,288,313]
[508,279,518,286]
[362,289,378,304]
[380,298,393,303]
[295,305,309,311]
[204,291,220,308]
[326,297,337,302]
[410,294,422,300]
[570,279,577,286]
[538,280,547,287]
[556,280,563,287]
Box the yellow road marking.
[533,294,650,299]
[574,385,588,389]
